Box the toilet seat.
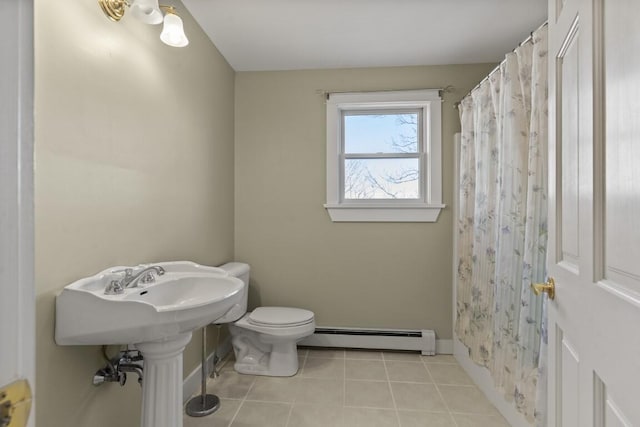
[248,307,314,328]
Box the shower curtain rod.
[454,20,549,109]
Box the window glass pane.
[344,113,419,154]
[344,158,420,199]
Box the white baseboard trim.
[435,339,453,355]
[454,337,533,427]
[183,336,232,403]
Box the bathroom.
[3,0,640,426]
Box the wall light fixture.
[98,0,189,47]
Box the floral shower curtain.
[456,26,548,423]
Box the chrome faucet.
[104,265,166,295]
[121,266,166,288]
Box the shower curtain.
[456,26,548,424]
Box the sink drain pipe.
[93,346,144,387]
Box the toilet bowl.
[218,263,315,377]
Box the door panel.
[558,25,580,271]
[605,400,632,427]
[604,0,640,293]
[560,335,580,427]
[594,375,632,427]
[556,0,567,18]
[547,0,640,426]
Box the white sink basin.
[55,261,246,345]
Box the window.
[324,90,444,222]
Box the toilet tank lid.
[218,262,250,278]
[249,307,314,326]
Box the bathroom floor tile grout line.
[388,379,435,385]
[381,352,402,426]
[342,352,347,425]
[431,383,476,387]
[283,349,308,427]
[422,359,434,382]
[422,357,460,427]
[226,371,257,427]
[342,352,347,423]
[389,408,450,414]
[448,410,506,415]
[283,401,295,427]
[342,404,419,411]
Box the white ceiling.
[181,0,547,72]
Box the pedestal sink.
[55,262,246,427]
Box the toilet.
[218,262,315,377]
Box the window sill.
[324,203,445,223]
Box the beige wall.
[234,65,494,339]
[34,1,494,422]
[34,0,234,426]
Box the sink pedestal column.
[136,332,193,427]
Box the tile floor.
[183,348,510,427]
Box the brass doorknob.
[531,277,555,300]
[0,379,31,427]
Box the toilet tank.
[219,262,250,286]
[213,262,250,323]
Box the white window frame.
[324,89,444,222]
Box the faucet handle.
[122,268,133,280]
[138,272,157,285]
[112,268,134,287]
[112,268,133,278]
[104,280,124,295]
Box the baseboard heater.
[299,327,436,356]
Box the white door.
[0,1,35,426]
[547,0,640,425]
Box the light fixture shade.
[160,12,189,47]
[130,0,163,25]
